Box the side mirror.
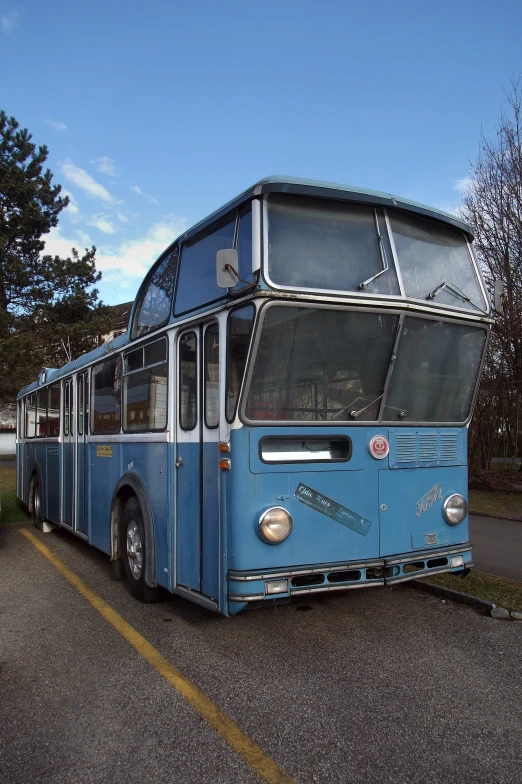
[493,279,504,314]
[216,249,239,288]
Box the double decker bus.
[17,177,490,615]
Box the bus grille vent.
[439,433,459,461]
[395,434,416,462]
[418,434,438,462]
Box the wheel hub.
[126,520,143,580]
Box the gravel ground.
[1,523,521,784]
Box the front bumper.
[228,544,473,604]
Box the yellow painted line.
[20,528,296,784]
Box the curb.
[409,579,495,613]
[469,510,522,523]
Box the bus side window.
[48,384,61,437]
[64,381,69,436]
[179,332,197,430]
[92,357,122,434]
[226,305,255,422]
[78,375,84,435]
[204,323,219,428]
[25,394,36,438]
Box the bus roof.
[178,175,474,244]
[17,176,474,399]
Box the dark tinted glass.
[49,384,61,436]
[232,207,254,291]
[132,249,177,338]
[126,347,143,372]
[144,338,167,366]
[179,332,197,430]
[226,305,255,421]
[36,389,47,437]
[124,364,168,432]
[383,318,486,422]
[267,195,399,295]
[204,323,219,428]
[175,218,235,314]
[246,306,398,421]
[92,357,122,433]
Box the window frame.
[178,330,198,432]
[203,321,220,429]
[130,246,178,340]
[91,356,122,435]
[240,301,489,428]
[225,302,256,424]
[122,336,168,434]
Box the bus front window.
[245,306,399,421]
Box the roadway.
[469,513,522,582]
[1,523,521,784]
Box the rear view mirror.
[493,279,504,314]
[216,249,239,288]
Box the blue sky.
[1,0,521,305]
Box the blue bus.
[17,177,491,615]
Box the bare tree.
[460,78,522,472]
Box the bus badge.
[416,484,443,517]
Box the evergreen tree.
[0,111,112,400]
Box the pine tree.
[0,111,112,400]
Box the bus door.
[61,378,75,527]
[75,372,88,535]
[176,322,220,600]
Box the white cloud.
[1,11,19,32]
[88,216,117,235]
[93,156,117,177]
[95,214,187,277]
[455,177,473,195]
[61,159,115,203]
[117,212,130,223]
[132,184,158,204]
[61,189,80,218]
[42,215,187,282]
[46,118,68,132]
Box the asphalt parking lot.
[1,523,521,784]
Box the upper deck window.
[389,212,486,311]
[266,194,399,296]
[131,249,178,339]
[175,216,236,315]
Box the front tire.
[31,477,43,531]
[120,496,161,603]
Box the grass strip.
[0,465,30,525]
[423,570,522,612]
[469,489,522,520]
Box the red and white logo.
[368,435,389,460]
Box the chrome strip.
[229,580,384,602]
[384,545,472,566]
[384,209,405,296]
[175,585,220,611]
[387,561,474,585]
[229,559,385,581]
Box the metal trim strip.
[229,559,385,581]
[384,545,472,566]
[386,561,474,585]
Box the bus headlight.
[258,507,292,544]
[442,494,467,525]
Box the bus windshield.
[244,306,486,423]
[266,195,485,311]
[245,307,399,421]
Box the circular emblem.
[369,435,389,460]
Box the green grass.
[0,464,30,525]
[468,489,522,520]
[424,571,522,612]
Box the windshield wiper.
[358,211,390,290]
[426,281,488,313]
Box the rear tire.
[120,496,161,603]
[31,477,43,531]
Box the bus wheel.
[120,496,160,603]
[31,477,43,531]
